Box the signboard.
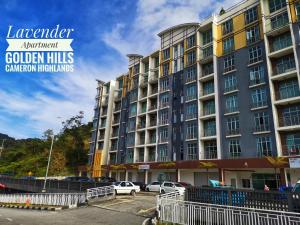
[289,158,300,168]
[138,164,150,170]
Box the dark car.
[64,176,93,182]
[179,182,193,187]
[20,176,36,180]
[93,176,116,183]
[132,182,146,191]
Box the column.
[145,170,149,184]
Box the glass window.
[282,105,300,126]
[186,103,197,120]
[246,25,260,45]
[202,62,214,76]
[203,81,214,95]
[187,50,196,65]
[203,29,213,45]
[203,100,215,115]
[249,65,265,86]
[187,35,196,49]
[225,95,238,113]
[162,63,169,76]
[186,122,197,139]
[271,12,289,30]
[186,84,197,101]
[129,103,137,117]
[245,6,258,24]
[163,48,170,60]
[159,145,168,162]
[126,133,135,147]
[254,111,270,132]
[224,54,235,73]
[285,134,300,155]
[160,78,169,92]
[224,74,237,93]
[128,118,136,131]
[187,143,198,160]
[204,120,216,137]
[251,88,267,108]
[296,3,300,20]
[159,127,168,142]
[257,136,272,157]
[271,32,292,52]
[269,0,286,13]
[227,116,240,135]
[204,141,217,159]
[249,45,263,64]
[160,93,169,108]
[274,54,296,75]
[186,66,196,83]
[222,19,233,35]
[229,139,241,158]
[223,36,234,54]
[160,110,169,125]
[278,79,300,100]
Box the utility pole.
[42,134,54,193]
[0,139,6,159]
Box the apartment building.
[89,0,300,189]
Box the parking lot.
[90,192,157,217]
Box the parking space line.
[103,199,134,207]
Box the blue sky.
[0,0,238,139]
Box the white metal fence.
[157,192,300,225]
[0,193,87,206]
[86,185,114,200]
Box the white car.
[146,181,161,192]
[113,181,140,195]
[160,181,185,195]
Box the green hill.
[0,112,92,177]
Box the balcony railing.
[200,45,213,61]
[224,84,237,93]
[274,62,296,75]
[150,87,158,95]
[203,107,215,116]
[282,144,300,156]
[251,101,267,109]
[204,128,216,137]
[186,114,197,120]
[279,115,300,127]
[225,106,238,114]
[111,132,119,137]
[140,107,147,114]
[253,124,270,132]
[148,105,157,111]
[202,64,214,76]
[149,71,159,83]
[202,88,214,96]
[149,136,156,144]
[160,102,169,108]
[249,77,264,86]
[159,137,168,143]
[137,123,146,129]
[271,36,292,52]
[186,75,197,83]
[148,154,156,161]
[227,129,240,136]
[185,95,197,102]
[270,12,289,31]
[149,120,157,127]
[204,150,217,159]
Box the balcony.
[111,132,119,138]
[204,150,217,159]
[202,63,214,77]
[224,84,237,94]
[140,77,148,88]
[266,12,289,35]
[251,101,267,109]
[114,105,121,112]
[227,129,240,136]
[186,75,197,83]
[130,95,138,103]
[114,90,122,101]
[225,106,238,114]
[137,123,146,130]
[149,70,159,83]
[186,114,197,120]
[150,87,158,95]
[102,98,109,106]
[112,118,120,125]
[148,105,157,111]
[199,45,213,63]
[203,107,215,116]
[149,136,156,144]
[273,62,296,77]
[249,77,265,87]
[140,91,147,99]
[279,115,300,127]
[253,124,270,133]
[148,153,156,162]
[185,95,197,102]
[282,144,300,156]
[276,87,300,101]
[270,35,292,53]
[149,120,157,127]
[204,128,216,137]
[160,102,169,108]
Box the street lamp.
[42,134,55,193]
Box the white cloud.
[102,0,241,56]
[0,58,125,138]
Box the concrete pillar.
[145,170,149,184]
[219,168,224,184]
[125,170,128,181]
[109,170,112,177]
[177,169,181,182]
[280,168,287,186]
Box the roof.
[157,22,200,37]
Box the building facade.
[89,0,300,189]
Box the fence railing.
[157,192,300,225]
[0,193,87,207]
[185,187,300,212]
[86,185,114,200]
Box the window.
[242,179,251,188]
[186,122,197,139]
[187,50,196,65]
[257,136,272,157]
[204,141,217,159]
[202,62,214,76]
[225,95,238,113]
[133,64,140,75]
[274,54,296,75]
[160,110,169,125]
[204,120,216,137]
[245,6,258,24]
[282,105,300,126]
[129,103,137,117]
[163,48,170,60]
[271,32,292,52]
[271,12,289,30]
[227,116,240,135]
[249,65,265,86]
[229,139,241,158]
[160,78,169,92]
[246,25,260,45]
[162,63,169,76]
[203,29,213,45]
[296,3,300,21]
[254,112,270,132]
[160,93,169,108]
[186,103,197,120]
[187,35,196,49]
[187,143,198,160]
[159,127,168,142]
[127,133,135,147]
[203,81,214,95]
[203,100,215,115]
[130,90,138,102]
[159,145,168,161]
[224,74,237,93]
[269,0,286,13]
[251,88,267,108]
[223,37,234,54]
[186,66,196,83]
[186,84,197,101]
[222,19,233,35]
[285,133,300,155]
[249,46,262,64]
[224,54,235,73]
[128,118,136,131]
[278,79,300,100]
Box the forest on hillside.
[0,112,92,177]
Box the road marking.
[100,199,134,207]
[6,218,13,222]
[138,206,156,214]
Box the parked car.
[113,181,140,195]
[293,180,300,192]
[146,181,161,192]
[63,176,93,182]
[179,182,192,187]
[132,182,146,191]
[160,181,185,195]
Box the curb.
[0,203,66,211]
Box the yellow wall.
[92,150,102,177]
[233,13,246,51]
[289,0,299,23]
